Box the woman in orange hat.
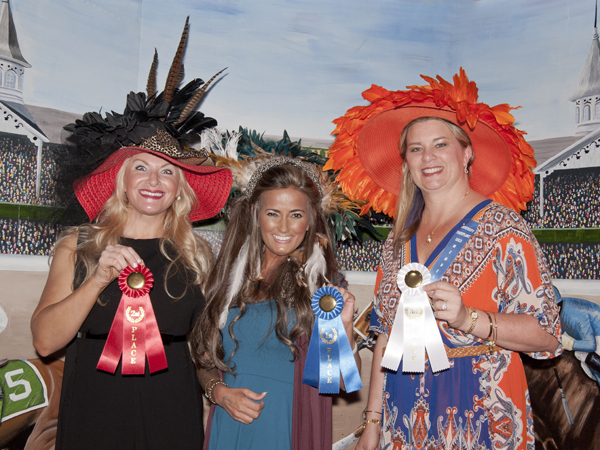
[327,69,562,450]
[30,23,232,450]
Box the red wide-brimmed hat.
[60,18,234,223]
[325,68,536,217]
[74,143,232,222]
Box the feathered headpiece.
[55,17,231,222]
[325,68,536,217]
[201,127,378,242]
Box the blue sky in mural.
[11,0,596,142]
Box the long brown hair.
[392,116,474,255]
[54,157,213,297]
[191,164,339,374]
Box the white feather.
[304,242,327,295]
[219,238,250,329]
[200,128,241,159]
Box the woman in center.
[191,158,359,450]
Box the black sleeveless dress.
[56,238,206,450]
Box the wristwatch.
[466,307,478,334]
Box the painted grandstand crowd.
[524,167,600,229]
[0,134,38,204]
[0,218,63,255]
[1,137,599,278]
[542,242,600,279]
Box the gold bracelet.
[362,408,382,422]
[466,307,478,334]
[488,312,498,354]
[204,378,227,405]
[485,312,493,340]
[492,312,499,353]
[363,418,381,426]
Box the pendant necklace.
[426,189,471,243]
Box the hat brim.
[74,147,232,222]
[356,105,512,196]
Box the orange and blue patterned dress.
[370,202,562,450]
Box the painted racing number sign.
[0,360,48,422]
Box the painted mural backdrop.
[1,2,600,449]
[0,0,598,278]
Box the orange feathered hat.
[325,68,536,217]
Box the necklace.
[425,189,471,243]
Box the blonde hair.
[54,156,213,299]
[392,116,473,254]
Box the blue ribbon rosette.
[302,286,362,394]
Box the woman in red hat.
[30,23,233,449]
[327,69,562,450]
[30,130,231,450]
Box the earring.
[464,166,469,174]
[177,195,181,201]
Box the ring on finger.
[442,301,447,311]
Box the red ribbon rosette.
[97,265,168,375]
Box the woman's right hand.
[93,244,142,288]
[356,422,380,450]
[213,384,266,424]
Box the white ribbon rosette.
[381,263,450,373]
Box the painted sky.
[10,0,597,142]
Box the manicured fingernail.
[261,392,267,395]
[132,262,138,268]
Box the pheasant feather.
[146,49,158,101]
[176,67,227,124]
[163,16,189,104]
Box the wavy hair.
[54,156,213,298]
[392,116,473,254]
[191,164,339,374]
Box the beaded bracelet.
[205,378,227,405]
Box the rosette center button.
[127,272,146,290]
[405,270,423,289]
[319,295,337,312]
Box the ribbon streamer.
[381,263,449,373]
[97,265,168,375]
[302,286,362,394]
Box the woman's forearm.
[197,367,221,391]
[32,276,106,355]
[355,333,386,450]
[457,309,559,353]
[365,333,386,415]
[31,236,107,356]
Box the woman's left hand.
[423,281,470,331]
[331,285,356,329]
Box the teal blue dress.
[208,300,296,450]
